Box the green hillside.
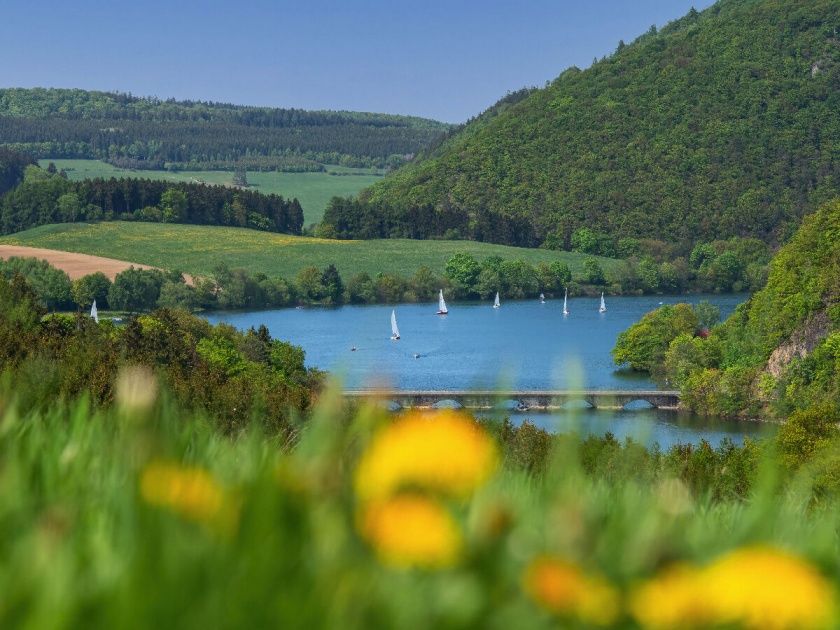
[332,0,840,249]
[0,222,618,280]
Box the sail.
[493,292,500,308]
[539,293,545,301]
[563,289,569,315]
[438,290,448,314]
[90,299,99,323]
[391,309,400,338]
[600,292,607,312]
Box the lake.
[205,294,770,447]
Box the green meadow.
[39,159,384,224]
[0,221,619,280]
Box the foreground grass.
[0,222,619,280]
[0,379,838,628]
[39,159,384,224]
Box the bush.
[109,268,165,312]
[0,257,73,310]
[613,304,698,373]
[72,272,112,309]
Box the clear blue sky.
[1,0,715,123]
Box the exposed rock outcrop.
[766,311,832,377]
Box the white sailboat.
[599,292,607,313]
[539,293,545,304]
[437,290,448,315]
[493,292,501,309]
[90,299,99,323]
[563,289,570,316]
[390,309,401,340]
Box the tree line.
[4,241,767,323]
[0,162,303,235]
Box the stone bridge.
[343,390,681,411]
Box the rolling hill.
[0,222,619,280]
[329,0,840,250]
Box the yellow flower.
[630,564,712,629]
[359,494,461,569]
[631,547,835,630]
[140,461,225,525]
[524,555,620,626]
[702,546,835,630]
[354,410,497,502]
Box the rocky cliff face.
[766,311,832,378]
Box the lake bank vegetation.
[613,200,839,428]
[0,272,320,433]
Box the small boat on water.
[563,288,570,316]
[599,292,607,313]
[539,293,545,304]
[493,292,501,309]
[390,309,401,340]
[437,290,448,315]
[90,300,99,323]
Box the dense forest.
[613,198,839,421]
[0,159,303,235]
[331,0,840,249]
[0,88,449,170]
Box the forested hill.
[0,88,450,170]
[334,0,840,249]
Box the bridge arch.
[495,399,531,412]
[621,399,656,410]
[558,398,596,410]
[432,399,464,410]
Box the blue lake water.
[205,294,771,447]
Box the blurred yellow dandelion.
[630,564,711,629]
[631,547,835,630]
[354,410,497,501]
[524,556,619,626]
[140,461,224,524]
[359,494,461,569]
[703,546,835,630]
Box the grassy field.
[39,159,384,224]
[0,222,620,280]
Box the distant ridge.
[0,87,450,170]
[329,0,840,249]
